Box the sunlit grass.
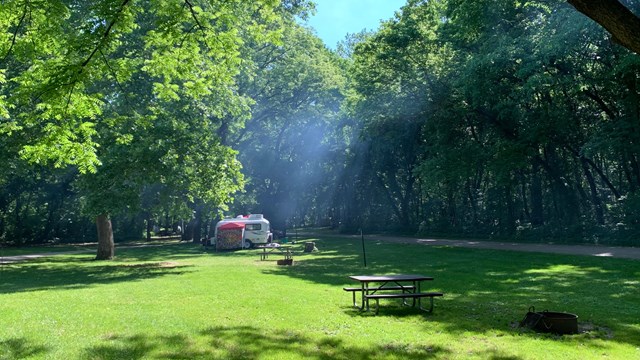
[0,237,639,359]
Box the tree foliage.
[0,0,296,257]
[228,21,346,230]
[1,0,282,171]
[334,0,640,244]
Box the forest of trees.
[1,0,639,259]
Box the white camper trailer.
[214,214,272,249]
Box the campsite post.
[361,228,367,267]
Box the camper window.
[246,224,262,231]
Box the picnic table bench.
[343,285,416,308]
[365,292,443,314]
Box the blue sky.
[305,0,406,49]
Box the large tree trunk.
[95,213,115,260]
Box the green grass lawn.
[1,236,638,359]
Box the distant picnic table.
[256,243,293,261]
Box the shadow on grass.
[261,237,640,350]
[82,325,453,360]
[0,338,49,360]
[340,303,445,321]
[0,244,199,294]
[112,242,207,262]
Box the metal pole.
[361,228,367,267]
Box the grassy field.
[0,235,638,359]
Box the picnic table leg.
[418,296,435,313]
[363,283,369,311]
[414,280,420,308]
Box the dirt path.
[329,233,640,260]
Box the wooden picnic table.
[256,243,293,261]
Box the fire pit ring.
[520,306,578,335]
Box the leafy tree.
[1,0,289,258]
[343,0,449,232]
[338,0,639,245]
[228,21,346,231]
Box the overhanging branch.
[568,0,640,55]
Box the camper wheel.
[243,240,253,249]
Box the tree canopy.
[1,0,306,258]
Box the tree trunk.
[504,185,516,235]
[193,207,202,244]
[95,213,115,260]
[530,162,544,226]
[519,170,531,222]
[581,157,605,225]
[146,213,152,242]
[186,220,195,241]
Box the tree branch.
[184,0,206,31]
[568,0,640,55]
[33,0,131,103]
[2,0,28,62]
[80,0,132,70]
[184,0,211,50]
